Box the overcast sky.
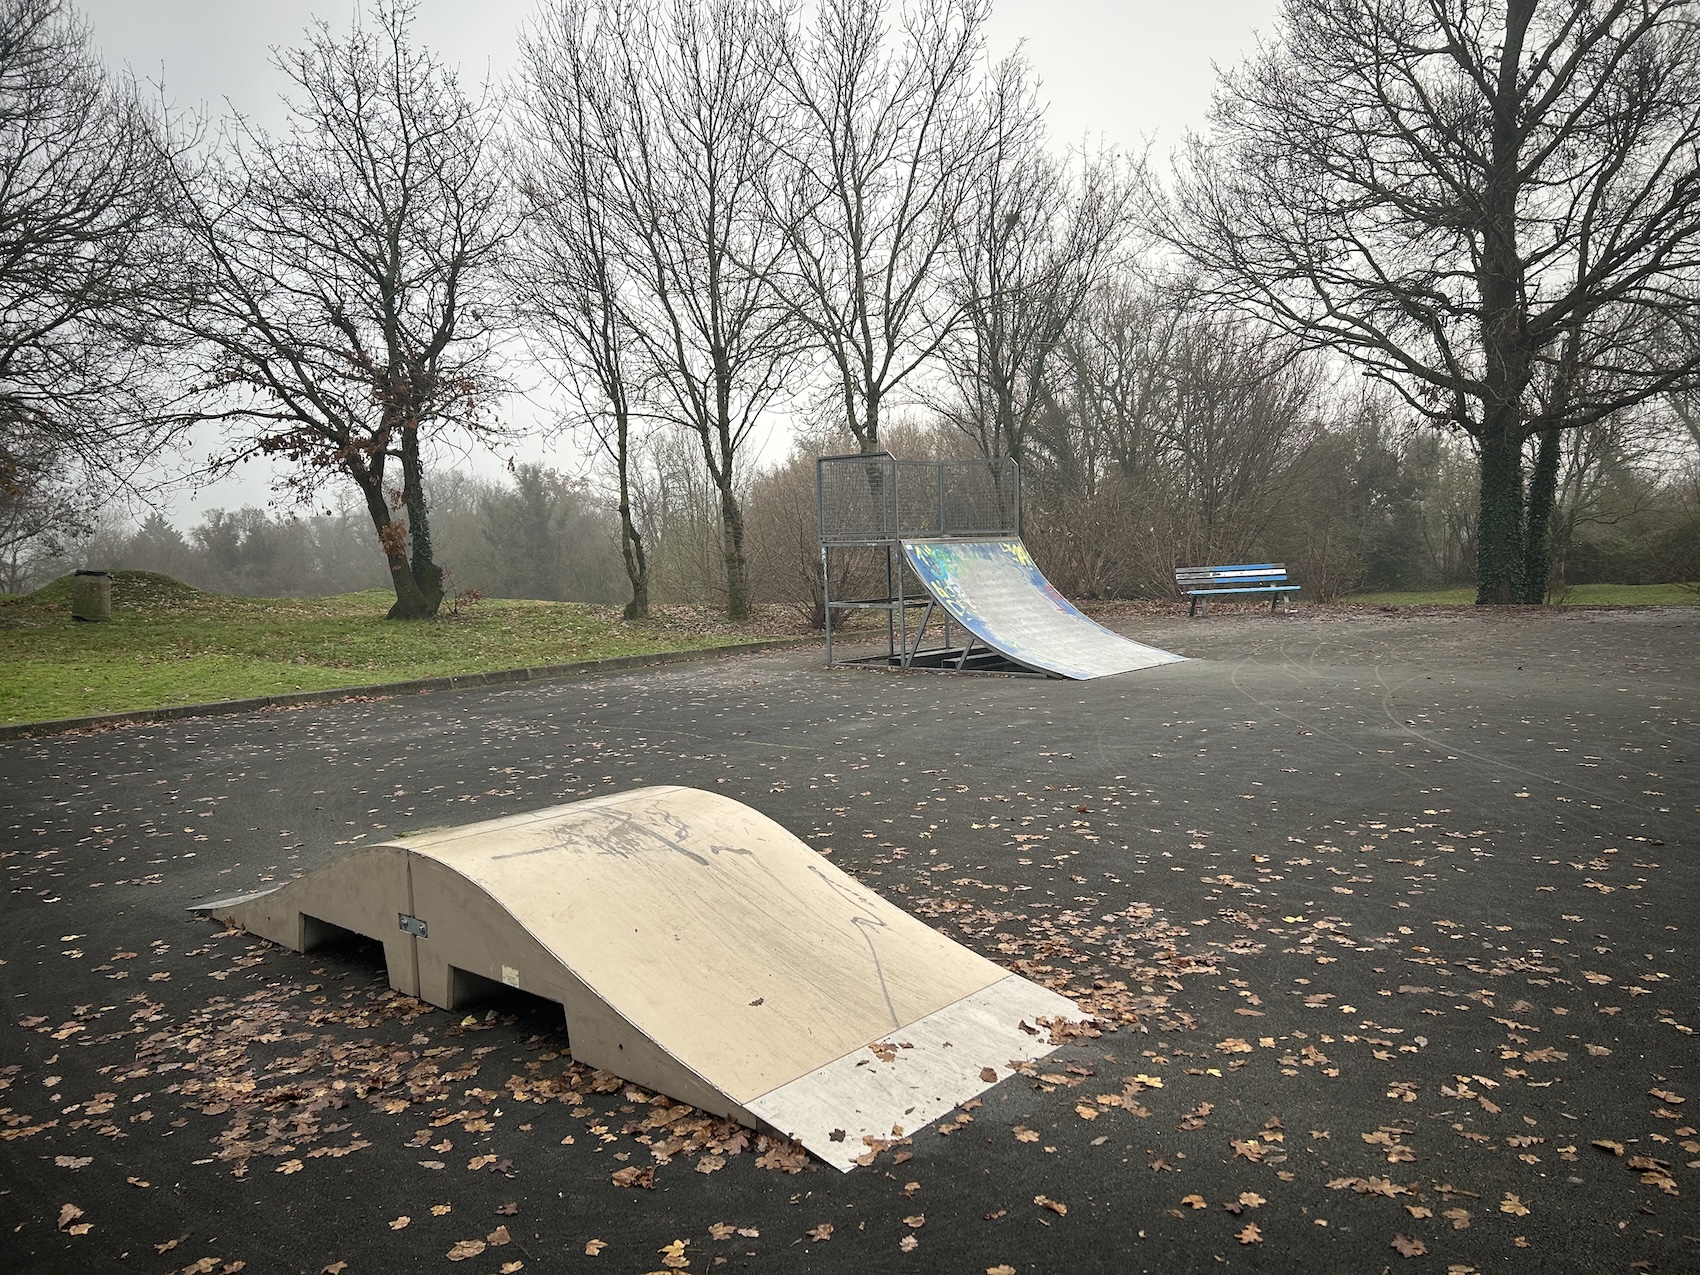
[78,0,1282,526]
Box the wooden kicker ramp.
[195,786,1083,1171]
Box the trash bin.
[72,569,112,622]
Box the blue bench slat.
[1186,584,1301,596]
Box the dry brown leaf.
[807,1222,834,1242]
[499,1264,523,1274]
[1593,1139,1625,1155]
[903,1214,925,1228]
[388,1216,410,1231]
[584,1239,607,1256]
[487,1226,512,1247]
[1392,1234,1428,1257]
[610,1165,654,1189]
[980,1067,998,1083]
[1074,1104,1098,1121]
[708,1223,735,1240]
[1181,1194,1207,1210]
[430,1204,452,1216]
[1013,1126,1040,1143]
[1238,1192,1266,1209]
[987,1267,1016,1275]
[1034,1195,1067,1216]
[1499,1194,1530,1217]
[899,1235,919,1253]
[57,1204,83,1231]
[1237,1222,1263,1244]
[659,1238,689,1269]
[446,1239,487,1262]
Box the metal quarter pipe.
[901,537,1184,680]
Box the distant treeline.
[11,387,1698,610]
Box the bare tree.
[1163,0,1700,604]
[938,53,1134,470]
[513,0,649,618]
[534,0,798,622]
[168,2,515,619]
[0,0,181,512]
[774,0,992,454]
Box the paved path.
[2,607,1694,1274]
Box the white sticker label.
[501,965,520,988]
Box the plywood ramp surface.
[198,786,1083,1170]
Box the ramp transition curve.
[902,536,1184,679]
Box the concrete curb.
[0,636,818,742]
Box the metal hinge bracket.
[398,913,429,938]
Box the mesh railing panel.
[817,453,897,542]
[818,453,1018,543]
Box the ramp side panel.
[202,844,419,997]
[901,538,1183,680]
[406,853,735,1117]
[395,787,1012,1105]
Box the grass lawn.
[0,572,801,726]
[1342,582,1698,606]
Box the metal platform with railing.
[816,452,1031,673]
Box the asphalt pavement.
[1,605,1694,1275]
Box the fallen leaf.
[659,1238,689,1269]
[610,1165,654,1189]
[276,1160,302,1176]
[1499,1194,1530,1217]
[430,1204,452,1216]
[499,1264,523,1274]
[446,1239,487,1262]
[1592,1140,1625,1156]
[1013,1126,1040,1143]
[1181,1194,1207,1209]
[57,1204,83,1231]
[54,1156,92,1170]
[1392,1234,1427,1257]
[322,1264,348,1275]
[987,1267,1016,1275]
[1238,1192,1266,1209]
[899,1235,918,1252]
[1034,1195,1067,1216]
[1237,1222,1263,1244]
[584,1239,606,1256]
[903,1214,925,1227]
[388,1216,410,1230]
[487,1226,512,1247]
[980,1067,998,1083]
[807,1222,834,1242]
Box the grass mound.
[19,570,206,613]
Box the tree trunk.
[719,482,749,622]
[1521,426,1561,604]
[391,425,443,619]
[1474,421,1526,605]
[353,474,433,620]
[615,411,649,620]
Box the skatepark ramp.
[194,786,1082,1171]
[818,452,1183,678]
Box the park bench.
[1174,563,1299,616]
